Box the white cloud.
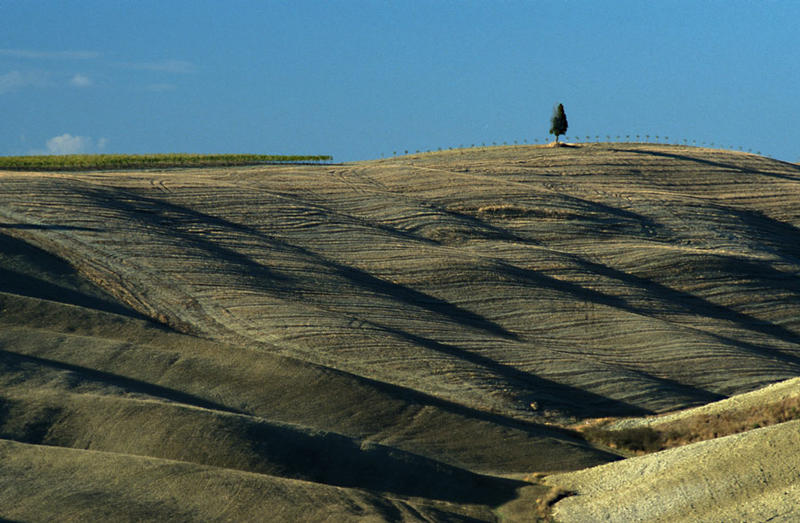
[0,70,48,94]
[45,134,108,155]
[46,134,91,154]
[69,73,92,87]
[0,49,100,60]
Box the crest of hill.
[2,143,800,520]
[1,143,799,424]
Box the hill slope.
[2,143,800,520]
[544,419,800,522]
[3,144,800,419]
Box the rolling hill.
[2,143,799,521]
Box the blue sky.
[1,1,798,162]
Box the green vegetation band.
[0,154,334,171]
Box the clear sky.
[1,1,798,162]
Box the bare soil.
[2,143,799,520]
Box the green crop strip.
[0,154,333,171]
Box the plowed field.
[2,143,799,520]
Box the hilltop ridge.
[2,143,799,520]
[3,144,799,420]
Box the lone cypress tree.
[549,103,568,144]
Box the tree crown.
[549,103,568,139]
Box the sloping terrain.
[2,143,800,520]
[0,439,490,522]
[605,375,800,432]
[544,419,800,522]
[0,230,606,521]
[573,374,800,456]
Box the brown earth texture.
[1,143,799,521]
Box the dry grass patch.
[582,395,800,453]
[494,482,576,523]
[537,487,577,520]
[473,204,578,219]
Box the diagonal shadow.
[0,360,525,505]
[0,349,246,415]
[542,193,662,230]
[72,185,516,339]
[439,208,535,243]
[0,232,147,319]
[57,182,800,406]
[271,192,445,246]
[729,207,800,263]
[626,368,727,405]
[0,223,101,231]
[308,354,620,443]
[370,321,653,418]
[0,267,148,320]
[0,328,618,455]
[447,201,659,243]
[703,329,800,371]
[573,257,800,356]
[237,420,527,504]
[616,147,800,182]
[494,258,800,368]
[328,262,517,339]
[72,186,293,285]
[495,259,633,311]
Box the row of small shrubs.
[384,138,762,157]
[582,426,666,453]
[0,153,333,171]
[582,395,800,454]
